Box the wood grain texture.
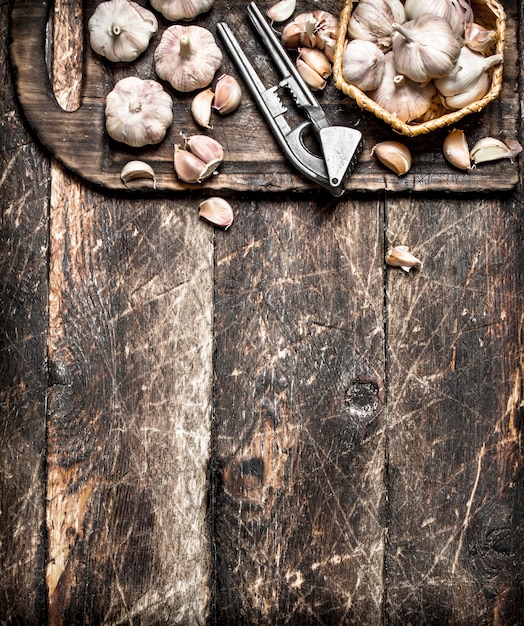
[8,0,520,194]
[384,194,524,624]
[212,197,386,624]
[0,1,48,622]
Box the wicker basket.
[332,0,506,137]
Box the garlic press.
[217,2,363,197]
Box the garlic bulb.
[155,25,222,92]
[434,47,502,109]
[105,77,173,147]
[342,39,385,92]
[367,52,435,123]
[88,0,158,62]
[348,0,405,51]
[404,0,473,37]
[464,22,498,52]
[150,0,214,21]
[392,15,461,83]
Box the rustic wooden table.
[1,0,523,624]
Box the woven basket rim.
[332,0,507,137]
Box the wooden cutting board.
[9,0,520,195]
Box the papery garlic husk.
[296,58,327,90]
[213,74,242,115]
[442,129,471,170]
[368,53,435,123]
[191,88,215,128]
[342,39,385,92]
[88,0,158,62]
[174,145,218,183]
[150,0,214,21]
[155,25,222,92]
[185,134,224,164]
[392,15,461,83]
[465,22,498,52]
[404,0,473,38]
[470,137,523,164]
[267,0,296,23]
[120,160,156,187]
[434,48,503,109]
[386,245,422,272]
[199,197,234,228]
[282,10,338,60]
[348,0,406,51]
[372,141,412,176]
[298,48,332,78]
[105,77,173,147]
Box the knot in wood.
[343,380,380,425]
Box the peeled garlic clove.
[372,141,412,176]
[199,197,234,229]
[465,22,498,52]
[267,0,296,23]
[470,137,523,165]
[298,48,331,79]
[386,245,422,272]
[174,145,208,183]
[120,160,156,188]
[213,74,242,115]
[443,129,471,170]
[191,88,215,128]
[296,58,326,90]
[185,134,224,164]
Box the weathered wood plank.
[384,194,524,624]
[0,1,48,622]
[212,197,386,624]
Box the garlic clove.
[120,160,156,188]
[297,48,332,79]
[443,129,471,170]
[185,134,224,164]
[386,245,422,272]
[470,137,523,165]
[464,22,498,52]
[267,0,296,23]
[174,145,208,183]
[199,197,234,229]
[296,58,326,90]
[191,88,215,128]
[213,74,242,115]
[372,141,412,176]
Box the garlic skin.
[267,0,296,23]
[282,11,339,61]
[88,0,158,62]
[191,88,215,128]
[296,58,327,90]
[185,135,224,164]
[464,22,498,52]
[150,0,214,21]
[174,135,224,183]
[434,47,503,110]
[443,129,471,170]
[470,137,523,165]
[342,39,385,92]
[392,15,461,83]
[348,0,406,51]
[199,197,234,229]
[155,25,222,92]
[372,141,412,176]
[105,77,173,147]
[213,74,242,115]
[368,53,435,123]
[386,245,422,272]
